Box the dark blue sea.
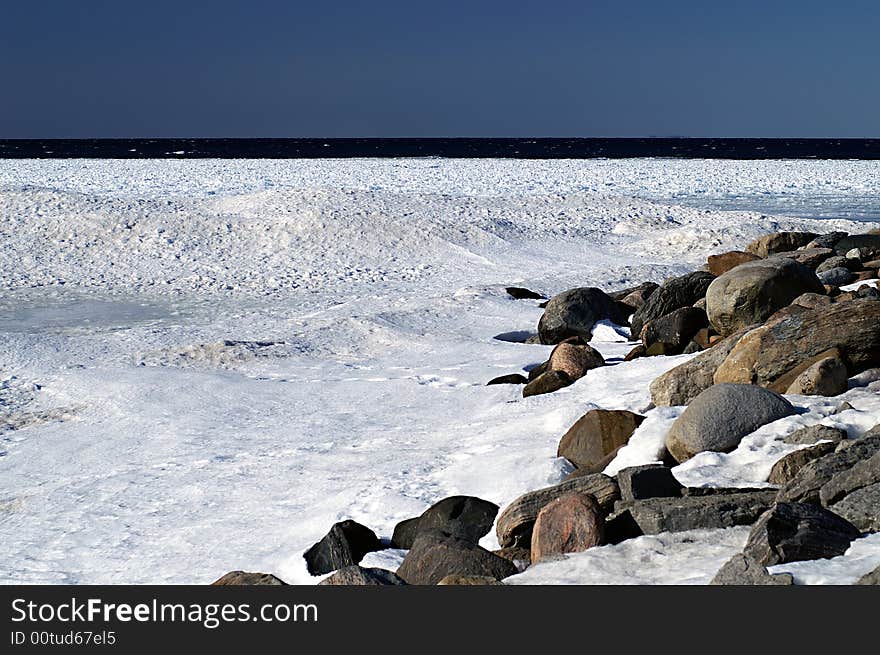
[1,138,880,159]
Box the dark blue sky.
[3,1,878,137]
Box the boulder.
[390,496,499,549]
[709,554,794,585]
[642,307,710,355]
[818,267,855,287]
[833,234,880,258]
[745,231,817,257]
[396,530,518,585]
[705,258,824,337]
[616,464,683,501]
[856,565,880,585]
[538,287,631,344]
[649,326,754,406]
[530,492,605,562]
[619,282,659,310]
[829,483,880,532]
[819,451,880,506]
[557,409,645,472]
[612,489,777,534]
[805,232,848,250]
[742,502,861,566]
[487,373,528,385]
[713,299,880,389]
[666,383,795,463]
[522,370,573,397]
[707,251,761,276]
[785,355,849,397]
[496,474,620,548]
[772,248,834,270]
[506,286,545,300]
[816,255,855,274]
[776,433,880,504]
[319,566,407,585]
[791,292,832,309]
[630,271,715,339]
[768,442,837,485]
[547,339,605,380]
[211,571,287,585]
[303,520,382,575]
[437,575,504,585]
[624,344,646,361]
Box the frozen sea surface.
[1,158,879,584]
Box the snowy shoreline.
[1,159,879,584]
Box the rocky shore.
[214,228,880,586]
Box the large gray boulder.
[630,271,715,339]
[742,502,861,566]
[666,383,795,463]
[537,287,631,344]
[649,326,755,406]
[830,483,880,532]
[705,258,824,337]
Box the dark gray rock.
[487,373,528,385]
[617,464,683,501]
[537,287,631,344]
[705,257,824,337]
[782,424,847,445]
[818,267,855,287]
[805,232,848,250]
[612,489,777,534]
[768,442,837,485]
[776,433,880,504]
[819,451,880,506]
[506,286,545,300]
[396,530,518,585]
[816,255,855,274]
[833,234,880,258]
[829,483,880,532]
[772,247,835,270]
[522,370,573,397]
[710,554,794,585]
[666,383,795,463]
[496,474,620,548]
[742,502,861,566]
[642,306,710,356]
[389,496,499,549]
[303,520,382,575]
[319,566,407,585]
[211,571,287,585]
[630,271,715,339]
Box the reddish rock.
[530,492,605,562]
[557,409,646,472]
[707,250,761,276]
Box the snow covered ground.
[1,158,878,584]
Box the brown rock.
[624,344,646,361]
[437,575,504,585]
[548,340,605,380]
[396,530,517,585]
[522,370,573,397]
[745,231,818,257]
[557,409,646,471]
[530,492,605,562]
[211,571,287,585]
[713,299,880,389]
[768,442,837,485]
[707,250,761,276]
[785,355,849,397]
